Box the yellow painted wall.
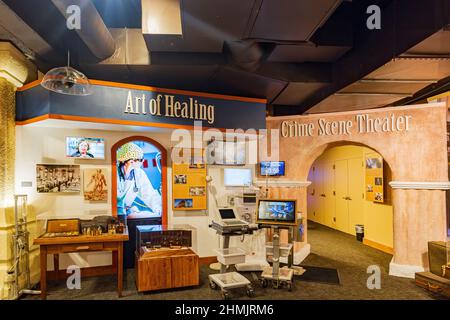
[307,144,394,250]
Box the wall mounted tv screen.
[257,199,296,225]
[260,161,285,176]
[66,137,105,159]
[223,168,252,187]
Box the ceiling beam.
[393,75,450,106]
[3,0,114,64]
[398,53,450,59]
[256,62,331,83]
[149,52,226,65]
[334,92,413,97]
[359,79,439,84]
[310,1,353,47]
[147,52,332,84]
[272,0,450,116]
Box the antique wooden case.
[46,219,80,234]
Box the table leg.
[40,246,47,300]
[112,251,118,272]
[53,254,59,280]
[117,242,123,297]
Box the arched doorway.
[111,136,168,269]
[267,104,449,276]
[306,142,394,257]
[111,136,168,224]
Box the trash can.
[355,224,364,242]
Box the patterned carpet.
[24,221,443,300]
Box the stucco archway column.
[0,42,36,208]
[0,42,36,299]
[0,77,15,209]
[267,103,449,279]
[389,184,449,277]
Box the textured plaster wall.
[266,103,448,269]
[0,78,18,299]
[0,78,15,207]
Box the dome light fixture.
[41,51,92,96]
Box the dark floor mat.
[296,265,341,285]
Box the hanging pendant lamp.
[41,51,92,96]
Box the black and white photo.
[36,164,81,193]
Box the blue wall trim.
[16,84,266,130]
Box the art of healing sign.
[123,91,216,124]
[16,82,267,130]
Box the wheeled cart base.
[208,272,255,299]
[260,266,294,291]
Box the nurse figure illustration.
[116,142,162,219]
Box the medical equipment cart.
[259,224,295,291]
[208,222,258,299]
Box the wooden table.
[34,230,129,300]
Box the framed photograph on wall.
[365,154,384,203]
[36,164,81,193]
[174,198,193,209]
[83,168,108,201]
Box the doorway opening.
[111,136,168,268]
[307,142,394,255]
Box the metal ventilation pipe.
[51,0,115,60]
[224,40,266,72]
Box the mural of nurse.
[116,142,162,219]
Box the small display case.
[42,219,80,237]
[135,224,199,292]
[136,224,197,252]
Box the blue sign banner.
[16,82,267,130]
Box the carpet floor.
[24,221,444,300]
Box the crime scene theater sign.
[281,113,413,138]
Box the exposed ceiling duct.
[50,0,116,60]
[224,40,270,72]
[0,1,56,63]
[2,0,450,115]
[2,0,116,63]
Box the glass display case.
[136,224,197,253]
[135,224,199,292]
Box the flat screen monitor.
[260,161,285,176]
[257,199,297,225]
[223,168,252,187]
[219,208,236,220]
[66,137,105,159]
